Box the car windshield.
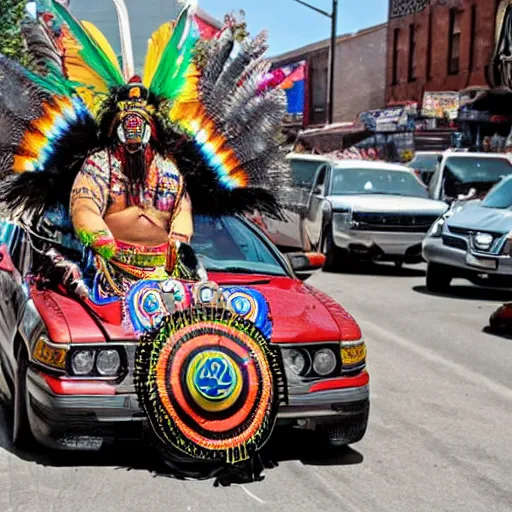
[482,177,512,209]
[190,215,288,276]
[330,167,428,197]
[407,154,439,171]
[444,156,512,184]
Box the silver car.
[304,160,448,269]
[423,174,512,291]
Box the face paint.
[117,113,151,154]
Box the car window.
[444,156,512,184]
[330,167,428,197]
[482,177,512,209]
[289,159,326,188]
[407,154,439,171]
[191,216,288,276]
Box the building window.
[408,24,417,82]
[469,4,476,72]
[392,28,400,85]
[448,8,462,75]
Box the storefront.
[458,88,512,151]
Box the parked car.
[423,174,512,292]
[428,152,512,203]
[303,160,448,269]
[0,214,369,452]
[406,151,442,186]
[260,153,334,251]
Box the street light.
[292,0,338,125]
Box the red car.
[0,215,369,452]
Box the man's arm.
[70,157,117,260]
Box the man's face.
[117,112,151,154]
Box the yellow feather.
[82,21,123,77]
[143,22,175,87]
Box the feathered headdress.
[0,0,287,219]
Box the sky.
[198,0,389,56]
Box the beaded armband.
[76,228,117,261]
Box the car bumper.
[26,369,370,450]
[422,237,512,276]
[333,228,425,259]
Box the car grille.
[445,227,504,254]
[351,212,439,232]
[442,235,467,250]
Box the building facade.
[272,23,388,127]
[386,0,501,105]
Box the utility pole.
[293,0,338,125]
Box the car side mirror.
[287,252,326,279]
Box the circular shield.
[134,307,285,466]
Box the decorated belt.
[112,240,168,269]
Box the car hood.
[327,194,447,215]
[210,273,361,343]
[32,274,362,344]
[446,202,512,235]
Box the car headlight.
[473,232,494,251]
[313,349,337,376]
[32,335,67,370]
[71,350,95,376]
[96,350,121,377]
[283,348,308,375]
[333,211,353,231]
[341,340,367,370]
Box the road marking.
[361,320,512,402]
[237,484,266,504]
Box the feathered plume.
[160,20,287,218]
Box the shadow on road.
[323,262,425,278]
[482,325,512,340]
[413,285,512,302]
[0,408,363,484]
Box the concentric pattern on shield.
[134,307,287,465]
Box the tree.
[0,0,29,66]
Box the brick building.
[272,23,388,127]
[386,0,502,105]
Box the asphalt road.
[1,263,512,512]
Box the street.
[1,264,511,512]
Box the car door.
[304,164,330,248]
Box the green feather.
[149,6,198,100]
[24,62,76,96]
[51,0,124,87]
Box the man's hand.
[44,249,89,299]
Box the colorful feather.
[148,5,199,101]
[82,21,123,78]
[51,0,124,91]
[163,26,286,205]
[143,21,175,88]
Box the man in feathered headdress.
[0,0,287,300]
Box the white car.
[303,160,448,269]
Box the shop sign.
[358,106,415,133]
[422,91,460,119]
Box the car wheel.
[12,346,35,450]
[318,405,370,448]
[426,263,453,293]
[321,226,341,272]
